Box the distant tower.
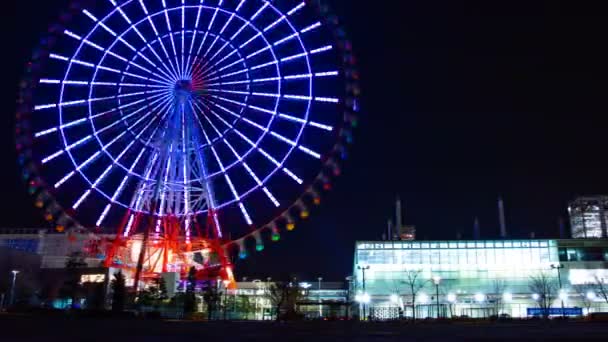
[396,196,402,236]
[473,217,480,240]
[394,196,415,240]
[498,197,507,238]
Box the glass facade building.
[568,196,608,238]
[353,239,608,319]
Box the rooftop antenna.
[396,196,402,234]
[387,219,393,241]
[473,217,480,240]
[498,197,507,238]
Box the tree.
[573,284,594,314]
[202,281,221,320]
[528,272,557,318]
[183,267,197,316]
[267,278,303,321]
[157,277,169,301]
[489,280,506,316]
[61,252,88,309]
[594,275,608,305]
[401,269,428,320]
[111,271,126,312]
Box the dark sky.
[3,1,608,281]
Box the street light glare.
[532,293,540,300]
[390,294,399,303]
[418,293,429,303]
[432,275,441,285]
[474,293,484,302]
[361,293,371,304]
[503,292,513,302]
[447,293,457,303]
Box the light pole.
[551,264,566,318]
[318,277,323,318]
[433,276,441,319]
[357,265,370,320]
[9,270,20,307]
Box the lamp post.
[357,265,370,320]
[433,276,441,319]
[318,277,323,318]
[551,264,566,318]
[9,270,19,307]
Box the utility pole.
[552,264,566,318]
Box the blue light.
[30,0,351,231]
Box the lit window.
[81,274,105,283]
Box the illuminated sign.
[80,274,105,283]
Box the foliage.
[138,277,169,308]
[528,272,558,318]
[60,252,88,309]
[111,271,126,312]
[267,277,303,321]
[202,281,222,320]
[183,267,197,315]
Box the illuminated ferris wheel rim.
[17,0,359,240]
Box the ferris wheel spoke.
[191,100,226,141]
[161,2,182,80]
[41,135,92,164]
[39,79,168,89]
[194,98,237,132]
[105,94,171,140]
[63,25,174,85]
[197,4,259,77]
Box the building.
[353,238,608,319]
[0,228,350,316]
[569,196,608,238]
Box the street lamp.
[432,276,441,318]
[357,265,370,320]
[551,263,566,318]
[318,277,323,318]
[9,270,20,307]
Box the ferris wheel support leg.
[133,214,153,294]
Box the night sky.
[3,1,608,281]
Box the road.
[1,315,607,341]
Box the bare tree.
[528,272,558,318]
[489,280,506,316]
[267,279,303,321]
[594,275,608,305]
[573,284,593,314]
[401,269,428,320]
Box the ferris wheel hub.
[174,80,194,100]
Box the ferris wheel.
[16,0,359,283]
